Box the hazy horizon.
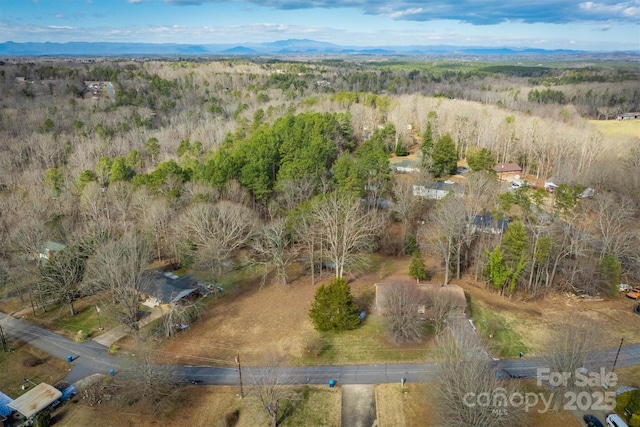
[1,0,639,52]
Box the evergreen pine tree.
[431,133,458,178]
[409,251,428,283]
[309,278,361,332]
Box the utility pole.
[235,352,244,398]
[0,324,7,352]
[612,337,624,373]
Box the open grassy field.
[590,119,640,138]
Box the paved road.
[2,311,639,387]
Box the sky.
[0,0,639,51]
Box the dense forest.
[0,56,639,326]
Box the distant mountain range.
[0,39,637,57]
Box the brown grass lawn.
[147,254,640,367]
[376,381,583,427]
[456,276,640,356]
[144,256,437,367]
[376,383,433,426]
[54,385,340,427]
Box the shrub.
[615,390,640,427]
[75,330,88,343]
[302,330,326,358]
[222,409,240,427]
[23,356,45,367]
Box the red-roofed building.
[493,163,522,181]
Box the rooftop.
[8,383,61,419]
[493,163,522,173]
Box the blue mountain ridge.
[0,38,636,56]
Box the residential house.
[140,272,199,307]
[392,159,421,174]
[469,214,510,235]
[413,180,461,200]
[616,112,640,120]
[374,281,467,315]
[493,163,523,181]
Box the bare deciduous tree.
[389,175,424,254]
[10,218,46,264]
[458,172,500,278]
[250,218,298,286]
[248,352,299,427]
[380,283,426,344]
[79,181,108,230]
[311,192,385,278]
[85,232,152,329]
[269,177,316,217]
[434,332,527,427]
[544,315,609,408]
[589,193,638,261]
[117,341,179,405]
[39,244,86,316]
[424,196,467,285]
[162,301,201,339]
[425,288,464,335]
[180,200,258,273]
[106,180,134,231]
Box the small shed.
[7,383,62,419]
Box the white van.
[606,414,628,427]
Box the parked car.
[584,414,604,427]
[619,283,632,292]
[626,288,640,299]
[605,413,629,427]
[580,187,595,199]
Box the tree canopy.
[308,278,361,332]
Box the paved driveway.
[342,384,376,427]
